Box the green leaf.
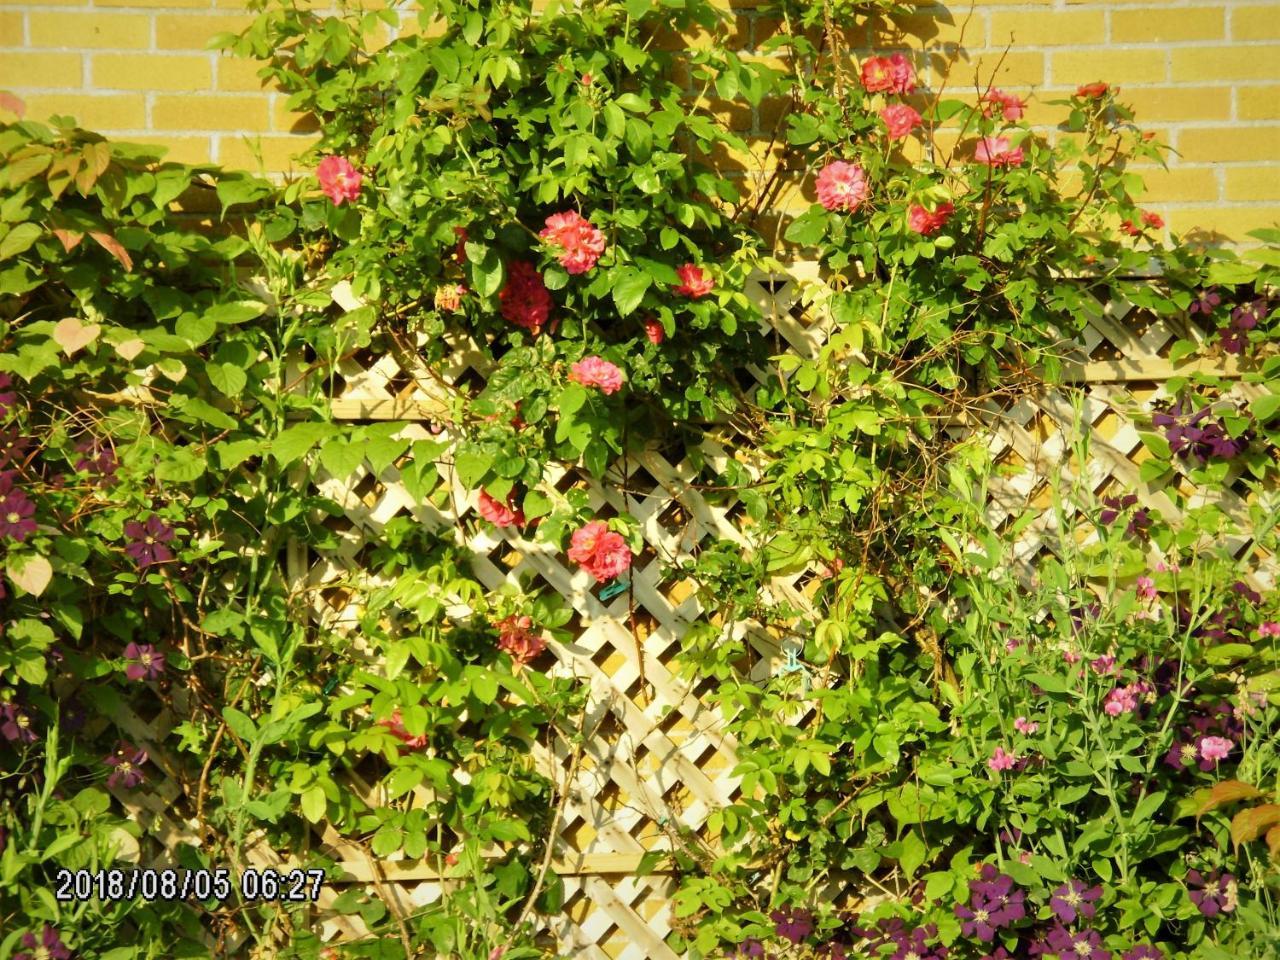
[319,438,365,481]
[271,422,336,466]
[155,447,207,483]
[897,831,928,878]
[454,446,494,489]
[0,222,41,261]
[175,397,237,431]
[223,706,256,742]
[1138,431,1171,459]
[176,312,216,347]
[559,383,588,415]
[206,300,267,326]
[206,361,248,398]
[301,786,327,823]
[783,209,827,246]
[611,267,651,317]
[1250,392,1280,423]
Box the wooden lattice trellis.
[115,265,1275,957]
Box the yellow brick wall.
[1,0,1278,240]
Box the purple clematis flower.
[105,742,148,789]
[123,642,166,681]
[770,907,813,944]
[890,926,948,960]
[0,473,37,542]
[0,374,15,419]
[1187,870,1237,917]
[1050,879,1102,923]
[123,515,175,568]
[74,439,119,484]
[0,702,37,743]
[1099,494,1152,538]
[16,925,71,960]
[1122,946,1164,960]
[1046,925,1110,960]
[732,941,765,959]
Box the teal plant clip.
[778,644,812,692]
[599,578,630,601]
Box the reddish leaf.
[1196,779,1264,816]
[89,231,133,272]
[1231,804,1280,846]
[52,229,84,254]
[1267,824,1280,860]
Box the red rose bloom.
[499,260,553,334]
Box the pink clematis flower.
[539,210,606,274]
[880,103,922,138]
[569,356,624,395]
[568,520,632,583]
[815,161,870,213]
[673,263,715,299]
[316,156,362,205]
[974,136,1024,167]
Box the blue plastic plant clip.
[599,579,630,601]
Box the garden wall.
[1,0,1278,241]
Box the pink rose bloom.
[569,356,624,395]
[974,136,1023,167]
[477,489,525,528]
[988,746,1017,772]
[495,614,546,666]
[0,92,25,119]
[539,210,606,274]
[1104,685,1139,716]
[435,283,466,312]
[1077,82,1110,99]
[1198,735,1233,765]
[907,202,955,235]
[861,53,915,94]
[673,263,715,299]
[1142,211,1165,229]
[880,103,921,138]
[1257,622,1280,639]
[815,161,870,213]
[1013,716,1039,735]
[643,317,665,344]
[568,520,632,583]
[380,709,429,749]
[316,156,362,205]
[981,88,1025,121]
[499,260,553,334]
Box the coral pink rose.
[981,88,1025,121]
[907,202,954,235]
[643,317,665,344]
[673,263,715,299]
[974,136,1024,167]
[569,356,624,395]
[380,709,429,749]
[1076,82,1110,99]
[477,489,525,527]
[568,520,632,583]
[815,161,870,213]
[316,156,362,205]
[495,614,546,665]
[1142,211,1164,229]
[539,210,606,274]
[0,92,25,119]
[880,103,922,139]
[499,260,553,334]
[861,53,915,94]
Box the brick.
[932,51,1045,89]
[708,96,753,132]
[153,94,270,131]
[29,12,149,49]
[0,0,82,6]
[1051,49,1167,86]
[990,10,1106,47]
[1123,86,1232,123]
[94,53,211,90]
[1133,166,1220,203]
[1112,7,1225,43]
[217,133,317,172]
[124,135,214,165]
[0,11,21,45]
[1166,205,1280,242]
[1224,166,1280,201]
[1172,45,1280,82]
[869,8,978,49]
[216,55,275,92]
[22,92,146,129]
[1239,85,1280,121]
[272,98,320,134]
[1176,126,1280,164]
[156,14,253,50]
[1234,5,1280,41]
[96,0,208,8]
[0,52,82,89]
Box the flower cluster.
[1152,398,1249,463]
[568,520,631,583]
[860,53,916,94]
[494,614,547,665]
[1163,701,1241,772]
[954,865,1025,941]
[568,356,625,394]
[539,210,606,274]
[316,155,362,205]
[500,260,553,334]
[1099,494,1151,538]
[816,161,870,213]
[0,470,36,542]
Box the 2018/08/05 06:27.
[52,867,327,903]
